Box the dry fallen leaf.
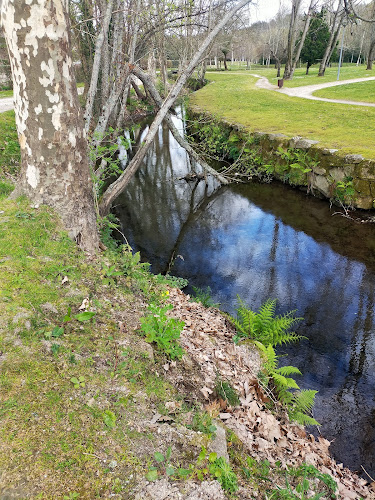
[79,298,89,310]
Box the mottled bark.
[1,0,99,253]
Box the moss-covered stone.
[187,107,375,210]
[353,179,372,196]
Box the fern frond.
[289,411,320,427]
[273,374,300,391]
[232,297,303,347]
[284,377,300,389]
[292,389,318,414]
[254,342,278,372]
[275,366,302,376]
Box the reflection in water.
[114,110,375,476]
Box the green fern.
[289,390,320,426]
[254,342,319,426]
[232,298,303,346]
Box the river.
[114,109,375,478]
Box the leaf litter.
[164,286,374,499]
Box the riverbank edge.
[187,104,375,210]
[0,191,373,498]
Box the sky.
[249,0,285,22]
[248,0,314,22]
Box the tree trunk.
[99,0,253,215]
[1,0,99,253]
[318,1,343,77]
[283,0,302,79]
[367,38,375,70]
[289,0,316,79]
[84,0,114,134]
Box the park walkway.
[253,74,375,107]
[0,87,85,113]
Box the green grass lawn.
[0,89,13,98]
[205,63,375,88]
[314,80,375,103]
[190,71,375,158]
[0,110,20,177]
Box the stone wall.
[188,107,375,210]
[251,131,375,209]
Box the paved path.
[0,87,85,113]
[252,74,375,107]
[0,96,13,113]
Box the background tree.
[300,9,332,74]
[283,0,318,80]
[318,0,344,76]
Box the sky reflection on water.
[114,114,375,476]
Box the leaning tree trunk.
[1,0,99,253]
[99,0,253,215]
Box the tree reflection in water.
[114,108,375,477]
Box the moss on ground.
[0,193,186,498]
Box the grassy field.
[206,63,375,88]
[0,110,20,177]
[190,70,375,158]
[0,89,13,98]
[314,80,375,103]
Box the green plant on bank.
[242,456,271,482]
[196,448,238,494]
[256,342,319,426]
[276,147,318,186]
[70,376,85,389]
[269,462,337,499]
[119,244,151,280]
[43,307,96,340]
[101,262,123,286]
[63,493,79,500]
[231,298,303,346]
[190,286,220,308]
[215,377,240,407]
[187,409,217,436]
[145,445,238,494]
[90,127,131,196]
[139,302,185,360]
[333,176,355,208]
[146,446,175,481]
[155,273,189,289]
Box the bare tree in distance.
[283,0,319,79]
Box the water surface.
[114,111,375,476]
